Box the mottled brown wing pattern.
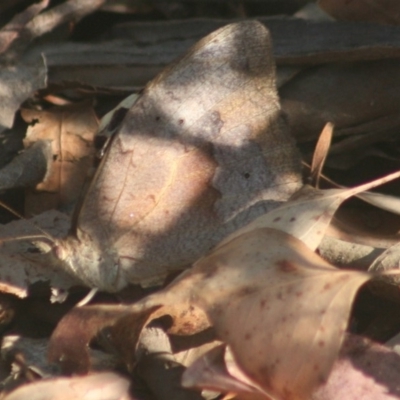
[56,21,302,291]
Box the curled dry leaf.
[48,304,158,374]
[45,20,301,291]
[101,228,371,400]
[220,170,400,251]
[309,122,334,188]
[182,344,268,399]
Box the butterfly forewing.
[58,21,302,290]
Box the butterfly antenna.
[0,200,55,244]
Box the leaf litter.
[1,2,400,400]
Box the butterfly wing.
[73,21,302,289]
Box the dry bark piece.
[319,0,400,25]
[35,17,400,90]
[48,20,301,291]
[21,103,98,215]
[280,60,400,142]
[6,0,107,58]
[0,0,49,55]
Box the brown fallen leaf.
[97,228,371,400]
[43,20,301,291]
[48,304,157,375]
[21,102,98,216]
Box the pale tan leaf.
[103,228,371,400]
[355,191,400,216]
[188,228,371,400]
[221,170,400,251]
[3,372,133,400]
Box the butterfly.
[44,20,301,292]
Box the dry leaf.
[189,228,371,400]
[21,103,98,215]
[48,304,157,374]
[0,210,77,297]
[309,122,333,188]
[353,191,400,216]
[184,335,400,400]
[3,372,133,400]
[220,170,400,251]
[182,344,268,399]
[0,57,47,133]
[47,21,301,291]
[99,228,371,400]
[1,335,59,379]
[0,140,52,191]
